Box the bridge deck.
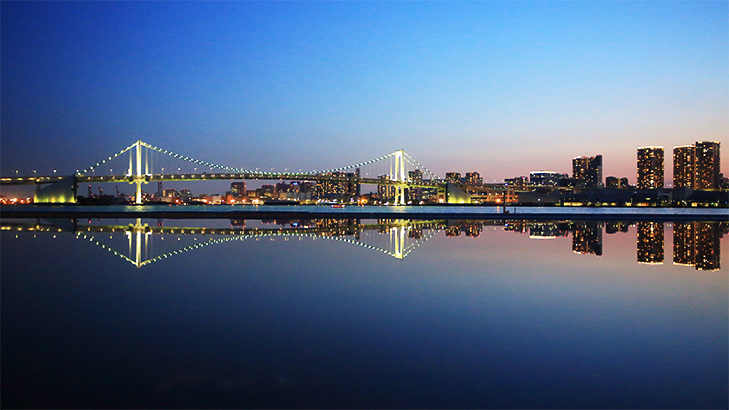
[1,173,442,187]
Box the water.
[2,216,727,408]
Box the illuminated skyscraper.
[694,141,721,189]
[572,155,603,187]
[315,169,359,199]
[672,145,695,188]
[637,147,664,189]
[637,221,664,264]
[445,172,461,184]
[464,172,483,186]
[408,169,423,202]
[378,175,395,201]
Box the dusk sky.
[2,1,727,192]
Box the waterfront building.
[572,155,603,187]
[637,222,664,264]
[408,169,423,183]
[673,145,695,188]
[377,175,395,201]
[606,176,618,189]
[637,147,664,189]
[231,181,247,196]
[505,176,529,188]
[407,169,424,202]
[605,176,630,189]
[464,172,483,186]
[314,169,360,199]
[694,141,721,189]
[445,172,461,184]
[530,171,568,186]
[163,188,178,197]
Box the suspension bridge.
[1,140,471,205]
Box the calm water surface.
[2,218,727,408]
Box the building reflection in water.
[605,222,629,234]
[572,222,603,256]
[637,221,664,264]
[2,218,725,270]
[674,222,722,271]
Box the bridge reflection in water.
[2,219,725,271]
[4,218,444,266]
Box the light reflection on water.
[1,218,727,408]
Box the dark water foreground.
[2,216,727,408]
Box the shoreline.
[2,204,727,221]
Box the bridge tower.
[127,140,150,204]
[390,150,408,206]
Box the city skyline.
[0,138,724,201]
[1,1,727,192]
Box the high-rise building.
[637,147,664,189]
[315,169,360,198]
[230,181,247,196]
[672,145,695,188]
[694,141,721,189]
[408,169,423,202]
[464,172,483,186]
[445,172,461,184]
[377,175,395,201]
[637,221,664,264]
[572,155,603,187]
[505,176,529,188]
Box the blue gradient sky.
[2,1,727,188]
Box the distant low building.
[530,171,568,187]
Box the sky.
[1,1,727,195]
